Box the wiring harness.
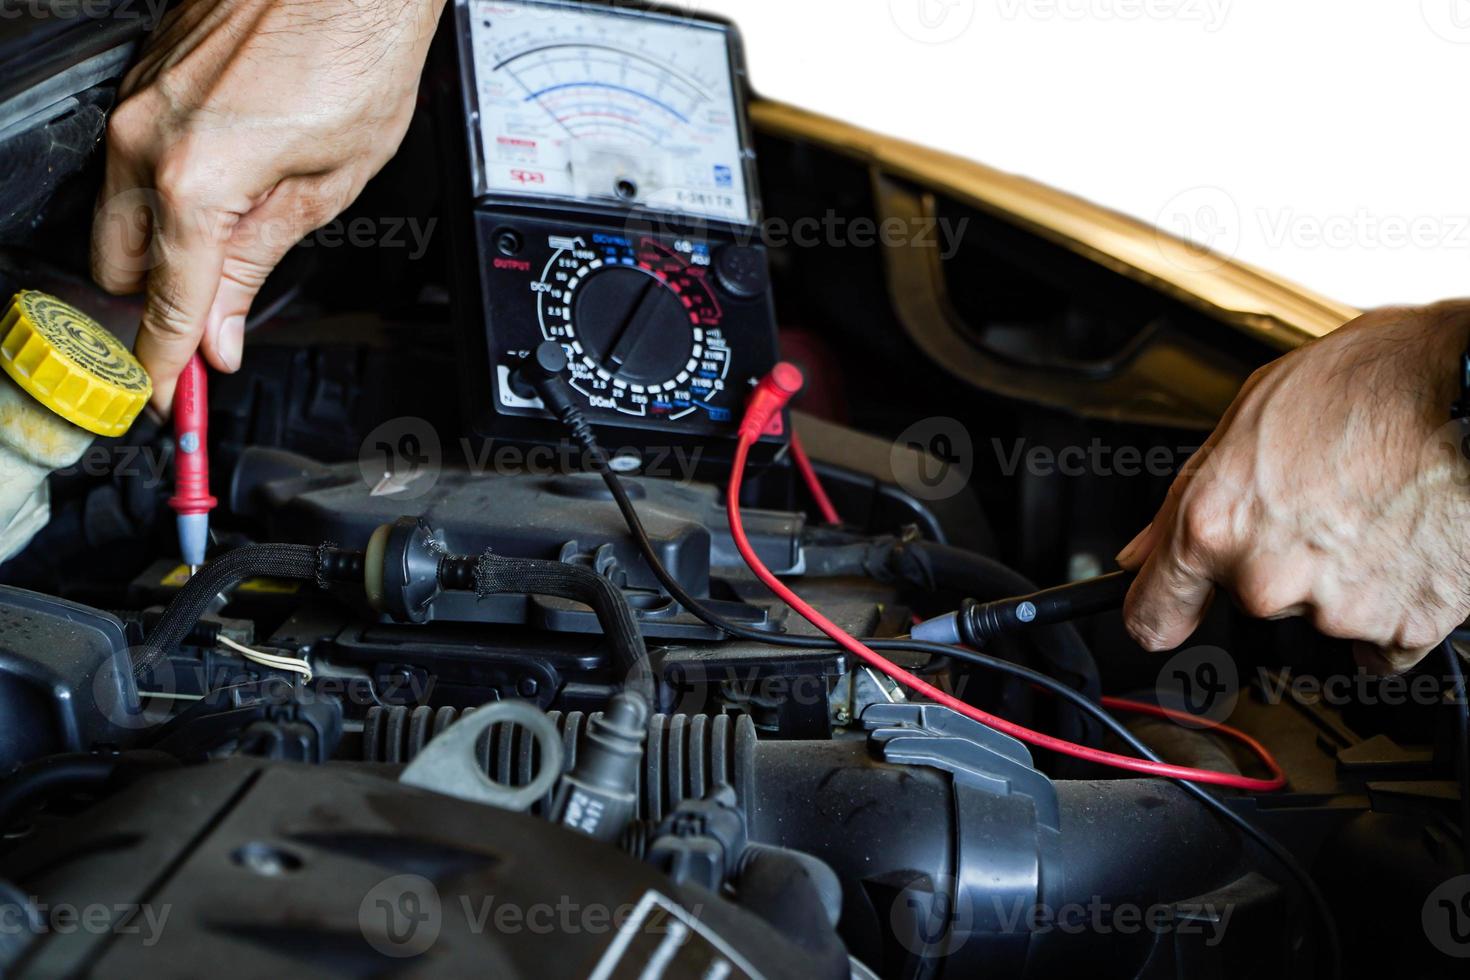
[520,347,1341,977]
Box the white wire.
[217,635,313,682]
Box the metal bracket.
[863,702,1060,830]
[400,700,563,811]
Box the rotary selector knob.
[713,244,769,299]
[573,267,694,386]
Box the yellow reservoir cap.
[0,291,152,438]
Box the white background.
[687,0,1470,310]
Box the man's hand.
[92,0,446,409]
[1119,301,1470,673]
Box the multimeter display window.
[464,0,753,224]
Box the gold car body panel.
[749,100,1359,349]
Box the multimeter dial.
[572,268,694,386]
[535,234,731,422]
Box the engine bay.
[0,2,1466,978]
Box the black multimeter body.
[436,0,785,461]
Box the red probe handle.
[740,362,803,441]
[168,353,217,515]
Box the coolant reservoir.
[0,291,151,562]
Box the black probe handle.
[958,570,1137,646]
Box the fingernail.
[1116,524,1151,567]
[215,314,244,372]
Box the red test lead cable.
[728,363,1286,793]
[1100,696,1286,789]
[788,430,842,526]
[169,353,217,575]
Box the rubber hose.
[132,543,322,676]
[734,843,848,972]
[473,552,655,703]
[739,842,844,928]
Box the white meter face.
[463,0,753,224]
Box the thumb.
[200,172,359,374]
